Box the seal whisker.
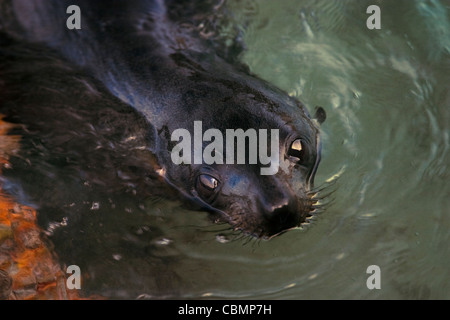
[308,179,338,197]
[241,234,254,246]
[198,224,233,235]
[231,233,246,243]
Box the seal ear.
[313,106,326,125]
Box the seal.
[0,0,325,239]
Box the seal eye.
[196,174,220,203]
[198,174,219,191]
[288,139,304,162]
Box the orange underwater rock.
[0,115,84,300]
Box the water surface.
[2,0,450,299]
[166,0,450,299]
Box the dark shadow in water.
[0,33,187,298]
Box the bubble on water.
[201,292,214,297]
[90,202,100,210]
[308,273,318,280]
[215,234,230,244]
[136,293,153,299]
[155,238,172,246]
[284,283,296,289]
[112,254,122,261]
[45,217,68,236]
[336,253,345,260]
[359,212,377,219]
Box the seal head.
[1,0,326,239]
[153,53,325,238]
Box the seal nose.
[258,187,302,237]
[268,200,301,235]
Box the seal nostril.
[271,204,299,230]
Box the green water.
[151,0,449,299]
[4,0,448,299]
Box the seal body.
[0,0,325,238]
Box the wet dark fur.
[0,1,325,240]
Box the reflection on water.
[0,117,83,300]
[1,0,449,299]
[214,0,450,299]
